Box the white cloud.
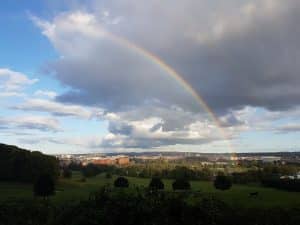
[13,98,103,119]
[0,68,38,93]
[0,115,61,132]
[34,90,57,99]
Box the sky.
[1,0,300,154]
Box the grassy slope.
[0,172,299,208]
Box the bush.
[62,168,72,178]
[172,178,191,190]
[79,177,86,182]
[261,178,300,192]
[82,164,101,177]
[149,177,164,190]
[114,177,129,188]
[105,172,112,179]
[214,175,232,191]
[33,174,55,198]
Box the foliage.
[0,143,59,183]
[105,172,112,179]
[68,162,83,171]
[33,174,55,198]
[262,178,300,192]
[82,164,114,178]
[114,177,129,188]
[62,168,72,178]
[214,174,232,191]
[115,164,214,181]
[172,178,191,190]
[1,188,300,225]
[149,177,164,190]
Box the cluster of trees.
[72,160,299,192]
[0,143,60,183]
[115,165,214,181]
[262,178,300,192]
[81,164,114,178]
[1,187,299,225]
[112,175,232,191]
[14,173,233,202]
[223,165,299,185]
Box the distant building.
[115,156,130,165]
[230,152,239,161]
[93,158,115,165]
[90,156,130,166]
[260,156,281,163]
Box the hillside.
[0,143,59,183]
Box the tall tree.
[114,176,129,188]
[149,177,164,190]
[214,174,232,191]
[34,174,55,199]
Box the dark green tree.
[81,164,100,177]
[172,178,191,190]
[114,176,129,188]
[214,174,232,190]
[105,172,112,179]
[149,177,164,190]
[62,168,72,178]
[33,174,55,199]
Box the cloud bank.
[22,0,300,150]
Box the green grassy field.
[0,172,299,208]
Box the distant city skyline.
[1,0,300,154]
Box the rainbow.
[98,30,234,153]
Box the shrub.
[172,178,191,190]
[149,177,164,190]
[105,172,112,179]
[33,174,55,198]
[261,178,300,192]
[62,168,72,179]
[79,177,86,182]
[114,177,129,188]
[82,164,101,177]
[214,175,232,191]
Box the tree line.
[0,143,60,183]
[69,162,300,191]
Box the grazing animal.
[249,192,259,198]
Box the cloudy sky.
[1,0,300,154]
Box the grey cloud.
[275,124,300,133]
[13,98,103,119]
[0,116,61,132]
[35,0,300,114]
[30,0,300,149]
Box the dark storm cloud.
[37,0,300,115]
[31,0,300,148]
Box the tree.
[82,164,100,177]
[172,178,191,190]
[105,172,112,179]
[114,176,129,188]
[62,168,72,178]
[0,143,59,183]
[33,174,55,199]
[149,177,164,190]
[214,174,232,190]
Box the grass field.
[0,172,299,208]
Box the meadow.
[0,171,299,208]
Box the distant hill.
[0,143,59,183]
